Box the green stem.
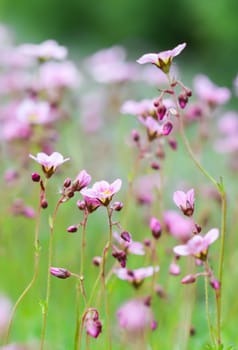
[4,189,42,344]
[40,198,62,350]
[74,211,88,350]
[204,261,216,346]
[166,73,227,346]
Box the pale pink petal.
[173,244,190,256]
[204,228,219,245]
[173,191,186,208]
[137,53,158,65]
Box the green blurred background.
[0,0,238,84]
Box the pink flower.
[137,43,186,73]
[193,74,231,106]
[114,266,159,287]
[85,46,138,83]
[113,232,145,255]
[120,99,155,117]
[173,188,195,216]
[72,170,91,192]
[164,210,193,242]
[139,116,173,140]
[81,179,122,206]
[173,228,219,260]
[84,309,102,338]
[29,152,70,178]
[39,61,80,89]
[117,298,157,335]
[16,99,53,125]
[18,40,67,61]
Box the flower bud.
[67,225,78,233]
[77,200,86,210]
[32,172,41,182]
[41,199,48,209]
[150,161,160,170]
[63,177,72,188]
[210,278,220,290]
[169,262,181,276]
[131,129,140,142]
[120,231,131,242]
[150,217,162,239]
[111,201,123,211]
[50,267,71,279]
[181,274,196,284]
[92,256,102,267]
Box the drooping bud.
[120,231,131,243]
[41,199,48,209]
[67,225,78,233]
[150,161,160,170]
[210,277,220,290]
[162,121,173,136]
[150,217,162,239]
[50,267,71,279]
[178,93,188,109]
[111,201,123,211]
[131,129,140,142]
[84,309,102,338]
[92,256,102,267]
[63,177,72,188]
[181,274,196,284]
[31,172,41,182]
[169,262,181,276]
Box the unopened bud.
[67,225,78,233]
[41,199,48,209]
[169,262,181,276]
[150,217,162,239]
[120,231,131,242]
[162,121,173,136]
[77,200,86,210]
[150,161,160,170]
[63,177,72,188]
[111,201,123,211]
[131,129,140,142]
[178,93,188,109]
[210,278,220,290]
[92,256,102,266]
[32,172,41,182]
[181,274,196,284]
[168,139,177,150]
[144,238,151,247]
[50,267,71,279]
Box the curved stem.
[40,198,62,350]
[74,211,88,350]
[166,73,227,346]
[4,190,42,344]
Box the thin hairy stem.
[4,190,42,344]
[40,198,62,350]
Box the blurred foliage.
[0,0,237,83]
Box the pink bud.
[169,262,181,276]
[162,121,173,136]
[111,201,124,211]
[120,231,131,242]
[50,267,71,279]
[210,278,220,290]
[150,217,162,239]
[67,225,78,233]
[131,129,140,142]
[32,172,41,182]
[181,274,196,284]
